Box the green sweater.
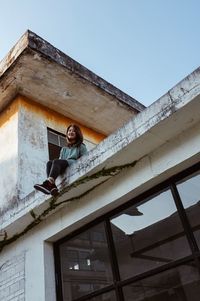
[59,143,87,166]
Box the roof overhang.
[0,30,145,135]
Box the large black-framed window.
[54,162,200,301]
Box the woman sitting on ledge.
[34,124,87,196]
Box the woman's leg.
[46,160,53,177]
[34,159,68,195]
[48,159,68,180]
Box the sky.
[0,0,200,107]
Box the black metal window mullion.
[54,163,200,301]
[54,243,64,301]
[118,254,194,288]
[170,183,200,274]
[105,219,125,301]
[71,284,115,301]
[170,183,199,254]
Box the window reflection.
[85,291,116,301]
[59,223,113,301]
[176,171,200,248]
[56,166,200,301]
[111,189,191,280]
[123,261,200,301]
[177,171,200,209]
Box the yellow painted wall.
[16,95,106,144]
[0,95,106,146]
[0,98,19,128]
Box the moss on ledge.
[0,160,137,253]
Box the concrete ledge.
[1,65,200,243]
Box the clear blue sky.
[0,0,200,107]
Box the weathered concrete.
[0,30,145,136]
[0,103,18,209]
[0,252,25,300]
[1,64,200,242]
[0,103,200,301]
[0,31,200,301]
[0,95,104,213]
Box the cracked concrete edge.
[0,31,29,77]
[0,30,145,113]
[1,67,200,228]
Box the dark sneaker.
[34,180,52,194]
[50,184,59,197]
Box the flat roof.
[0,30,145,135]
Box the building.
[0,30,200,301]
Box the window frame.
[47,128,66,160]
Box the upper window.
[47,128,66,160]
[47,128,97,160]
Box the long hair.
[66,124,83,146]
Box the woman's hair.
[66,124,83,146]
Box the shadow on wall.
[0,156,19,213]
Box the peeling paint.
[0,93,106,210]
[1,31,144,136]
[18,95,106,143]
[0,97,19,127]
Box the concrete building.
[0,30,200,301]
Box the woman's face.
[67,126,77,141]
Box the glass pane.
[48,143,61,160]
[85,291,116,301]
[47,130,59,145]
[123,261,200,301]
[111,189,191,280]
[176,171,200,247]
[59,135,67,147]
[59,223,113,301]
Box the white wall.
[18,106,49,199]
[17,101,100,199]
[0,119,200,301]
[0,113,18,211]
[0,251,25,301]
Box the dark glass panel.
[176,171,200,248]
[123,261,200,301]
[59,223,113,301]
[48,130,59,145]
[48,143,61,160]
[111,189,191,280]
[84,291,116,301]
[59,135,67,147]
